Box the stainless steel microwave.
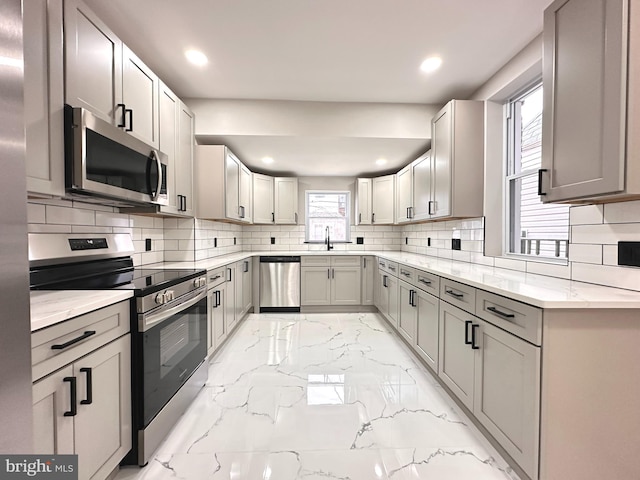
[64,105,168,207]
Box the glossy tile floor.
[116,313,520,480]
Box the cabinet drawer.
[301,256,330,266]
[398,265,416,283]
[331,256,360,267]
[385,261,399,276]
[32,300,130,381]
[475,290,542,346]
[415,270,440,296]
[440,279,476,314]
[207,267,226,288]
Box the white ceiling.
[84,0,551,175]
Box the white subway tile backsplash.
[129,215,155,229]
[46,205,95,225]
[571,223,640,244]
[568,244,602,264]
[70,226,113,234]
[28,203,46,224]
[28,223,72,233]
[526,261,571,279]
[603,200,640,224]
[569,205,604,225]
[95,212,129,227]
[572,262,640,291]
[602,245,618,266]
[494,257,526,272]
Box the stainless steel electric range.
[29,233,208,466]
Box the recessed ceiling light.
[420,56,442,73]
[375,158,387,166]
[185,49,208,67]
[262,157,274,164]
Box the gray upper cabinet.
[196,145,252,223]
[541,0,635,202]
[65,0,160,148]
[177,101,195,216]
[64,0,122,125]
[158,83,179,213]
[356,178,373,225]
[372,175,395,224]
[274,177,299,224]
[122,45,160,149]
[253,173,275,224]
[24,0,65,197]
[430,100,484,219]
[396,164,413,224]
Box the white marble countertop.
[30,290,133,332]
[152,250,640,309]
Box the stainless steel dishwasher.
[259,256,301,312]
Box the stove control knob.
[193,278,201,288]
[155,293,166,305]
[166,290,175,302]
[200,276,207,287]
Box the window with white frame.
[305,191,350,243]
[505,83,569,259]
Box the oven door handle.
[139,288,207,332]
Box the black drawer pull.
[445,290,464,299]
[51,331,96,350]
[471,324,480,350]
[487,306,515,319]
[464,320,473,345]
[117,103,126,128]
[209,274,222,282]
[80,367,92,405]
[418,278,432,285]
[538,168,548,196]
[63,376,77,417]
[401,271,411,277]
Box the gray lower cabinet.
[330,267,361,306]
[361,256,375,305]
[207,267,227,355]
[414,288,439,372]
[32,334,131,480]
[398,280,417,344]
[225,265,237,331]
[437,300,540,480]
[301,256,361,306]
[375,270,399,328]
[236,259,252,318]
[300,267,331,305]
[375,271,389,317]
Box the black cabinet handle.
[214,290,221,307]
[125,108,133,131]
[117,103,126,128]
[328,269,331,279]
[51,331,96,350]
[409,289,416,307]
[227,268,232,282]
[487,306,515,319]
[538,169,548,196]
[401,271,411,277]
[294,212,298,224]
[63,377,77,417]
[418,278,432,285]
[332,268,335,279]
[80,367,92,405]
[244,261,249,273]
[372,213,375,223]
[471,324,480,350]
[409,206,413,218]
[406,207,410,219]
[464,320,473,345]
[272,212,275,223]
[445,290,464,299]
[428,201,434,215]
[358,213,362,224]
[383,275,388,288]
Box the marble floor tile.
[115,313,520,480]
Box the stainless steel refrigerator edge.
[0,0,34,453]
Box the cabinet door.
[159,82,179,213]
[274,177,299,224]
[242,260,253,314]
[473,320,540,480]
[438,302,475,410]
[32,365,74,455]
[386,274,400,329]
[372,175,395,224]
[253,173,274,224]
[375,272,389,316]
[361,256,375,305]
[331,267,361,305]
[225,152,241,220]
[177,102,195,216]
[122,45,159,148]
[356,178,372,225]
[412,152,432,221]
[398,281,417,344]
[74,334,131,480]
[415,289,439,371]
[212,284,227,351]
[396,165,413,223]
[64,0,122,125]
[239,164,253,222]
[24,0,64,197]
[431,103,452,218]
[541,0,627,202]
[301,268,331,306]
[225,266,237,331]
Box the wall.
[163,218,243,262]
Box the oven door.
[65,105,168,206]
[137,289,207,427]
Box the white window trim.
[305,190,351,243]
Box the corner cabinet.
[24,0,65,197]
[372,175,395,224]
[252,175,299,224]
[396,164,413,224]
[540,0,640,203]
[253,173,275,224]
[64,0,160,148]
[430,100,484,219]
[395,151,432,223]
[195,145,253,224]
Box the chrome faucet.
[325,226,333,251]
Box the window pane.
[507,84,569,259]
[306,192,350,242]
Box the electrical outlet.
[618,241,640,267]
[405,237,408,245]
[145,238,152,251]
[356,237,364,245]
[271,237,276,245]
[427,237,431,247]
[452,239,461,250]
[234,237,237,245]
[214,238,217,248]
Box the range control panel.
[68,238,109,251]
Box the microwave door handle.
[150,150,162,202]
